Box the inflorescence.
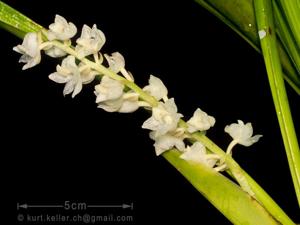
[13,15,263,172]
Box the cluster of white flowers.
[13,15,262,172]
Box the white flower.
[150,131,185,156]
[225,120,262,147]
[13,32,41,70]
[180,142,218,168]
[95,76,124,103]
[47,15,77,41]
[76,24,106,58]
[143,75,168,101]
[104,52,125,73]
[187,108,215,133]
[142,98,182,137]
[79,63,98,84]
[96,91,139,113]
[97,97,123,112]
[44,46,67,58]
[118,92,139,113]
[48,55,82,98]
[95,76,139,113]
[104,52,134,81]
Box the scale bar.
[28,205,64,208]
[17,202,133,210]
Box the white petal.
[23,33,39,57]
[45,46,67,58]
[142,117,161,131]
[63,80,75,96]
[187,108,215,132]
[71,79,83,98]
[118,92,139,113]
[75,24,106,57]
[22,53,41,70]
[94,76,124,102]
[62,55,77,68]
[13,32,41,70]
[225,120,262,147]
[75,45,91,59]
[180,142,217,167]
[143,75,168,101]
[56,65,70,76]
[80,24,91,39]
[240,134,263,146]
[164,98,178,114]
[80,66,98,84]
[97,98,123,112]
[142,98,182,136]
[153,134,185,156]
[90,24,106,50]
[49,72,70,83]
[118,102,139,113]
[48,15,77,41]
[104,52,125,73]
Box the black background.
[1,0,299,224]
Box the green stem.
[254,0,300,206]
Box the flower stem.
[51,40,158,107]
[226,140,238,155]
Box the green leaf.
[254,0,300,206]
[163,150,280,225]
[273,1,300,76]
[0,1,43,37]
[193,0,300,94]
[276,0,300,51]
[192,132,296,225]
